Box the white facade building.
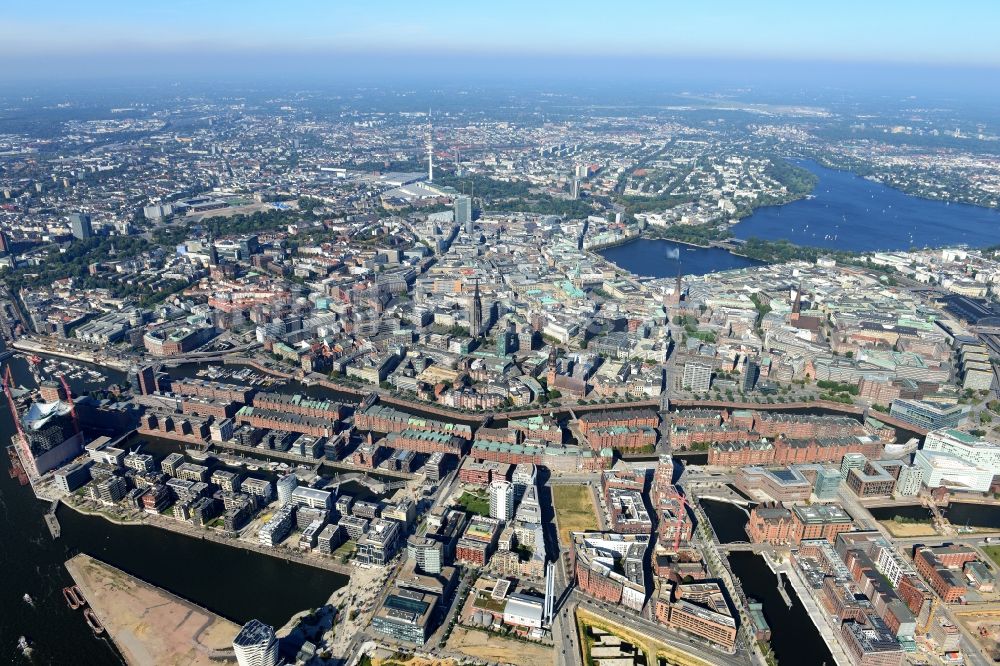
[233,619,278,666]
[913,450,993,493]
[923,428,1000,475]
[489,480,515,522]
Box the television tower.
[427,108,434,183]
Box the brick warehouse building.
[709,436,881,467]
[383,429,465,456]
[251,392,344,421]
[914,546,977,603]
[753,413,865,439]
[355,404,473,440]
[172,379,255,404]
[747,502,854,546]
[578,409,658,435]
[235,406,336,438]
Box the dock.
[65,553,240,665]
[776,572,793,608]
[44,499,61,539]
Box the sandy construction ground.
[879,520,938,537]
[446,626,553,666]
[66,553,239,665]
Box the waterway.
[598,238,762,278]
[0,340,349,664]
[698,498,750,544]
[943,503,1000,531]
[866,505,934,523]
[702,498,833,664]
[728,552,834,666]
[734,160,1000,251]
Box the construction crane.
[57,373,80,436]
[674,492,691,552]
[3,364,33,465]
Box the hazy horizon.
[2,0,999,98]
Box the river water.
[0,342,348,664]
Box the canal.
[0,341,349,664]
[728,552,835,666]
[943,503,1000,531]
[698,498,750,544]
[699,495,834,665]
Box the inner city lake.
[600,160,1000,278]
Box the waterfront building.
[923,428,1000,475]
[18,399,86,475]
[258,504,295,547]
[160,452,185,476]
[211,469,241,493]
[93,475,129,504]
[913,450,993,493]
[317,524,343,555]
[889,399,969,431]
[54,460,92,492]
[384,429,465,455]
[734,466,812,502]
[233,619,278,666]
[241,477,274,505]
[747,502,853,546]
[176,462,209,483]
[339,515,370,541]
[894,465,924,497]
[489,480,514,522]
[86,436,126,468]
[654,581,738,652]
[122,452,154,474]
[276,473,298,505]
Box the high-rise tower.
[470,279,483,337]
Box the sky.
[2,1,999,85]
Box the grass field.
[456,491,490,516]
[553,484,599,545]
[983,545,1000,567]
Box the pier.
[44,499,61,539]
